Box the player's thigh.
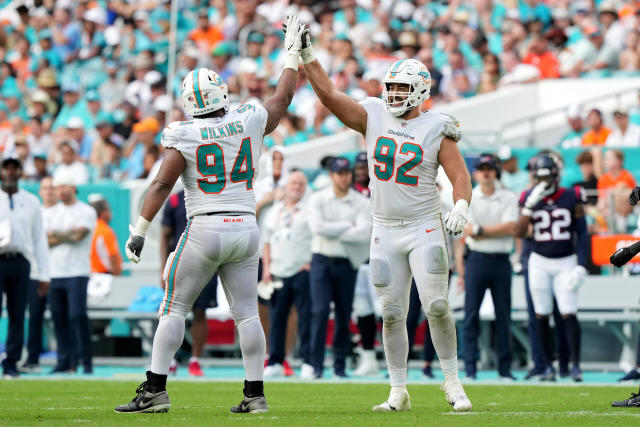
[160,222,219,318]
[552,256,578,315]
[527,253,553,315]
[218,253,260,321]
[408,223,449,313]
[370,226,412,320]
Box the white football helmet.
[181,68,229,117]
[381,59,431,117]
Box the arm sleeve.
[32,204,50,282]
[339,197,372,243]
[307,193,351,238]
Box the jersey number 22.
[196,137,254,194]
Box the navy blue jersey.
[519,186,586,259]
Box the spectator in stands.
[47,170,96,374]
[29,154,49,183]
[582,108,611,146]
[51,82,90,132]
[53,140,89,186]
[190,9,223,54]
[598,1,627,51]
[51,6,80,62]
[440,50,479,101]
[0,158,49,378]
[99,60,126,112]
[26,116,53,160]
[618,31,640,74]
[499,50,540,86]
[140,145,161,180]
[497,146,530,194]
[522,34,560,79]
[575,151,600,206]
[160,190,218,377]
[100,137,125,181]
[307,157,371,378]
[478,53,501,94]
[262,171,313,379]
[580,25,620,76]
[89,198,122,276]
[123,117,160,180]
[598,149,637,192]
[21,176,56,373]
[66,117,93,161]
[28,92,57,134]
[559,105,586,148]
[11,135,36,179]
[606,108,640,147]
[463,154,518,380]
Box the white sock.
[237,317,266,381]
[382,317,408,387]
[189,357,199,363]
[440,356,459,378]
[427,311,458,374]
[390,385,407,397]
[150,316,185,375]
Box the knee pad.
[427,298,449,318]
[381,304,403,324]
[424,245,448,274]
[370,257,391,287]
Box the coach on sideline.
[262,171,314,379]
[47,170,96,374]
[462,154,518,380]
[0,158,49,378]
[307,157,371,378]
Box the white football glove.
[283,15,303,70]
[522,182,554,215]
[567,265,587,291]
[444,200,469,236]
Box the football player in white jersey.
[288,24,473,411]
[115,16,306,414]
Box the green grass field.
[2,381,639,426]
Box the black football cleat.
[230,380,268,414]
[612,389,640,408]
[115,371,170,413]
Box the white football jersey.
[161,102,268,218]
[359,97,462,223]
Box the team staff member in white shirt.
[262,170,314,379]
[462,155,518,380]
[307,157,371,378]
[47,170,96,374]
[21,176,57,373]
[0,158,49,378]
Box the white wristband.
[283,53,300,71]
[134,216,151,237]
[301,47,316,65]
[521,207,532,217]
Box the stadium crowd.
[2,0,640,380]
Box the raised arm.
[262,15,304,135]
[298,28,367,135]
